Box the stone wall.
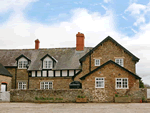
[10,88,147,103]
[0,75,12,91]
[10,89,84,102]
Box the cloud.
[101,4,108,11]
[125,3,146,15]
[125,2,150,26]
[131,28,137,33]
[122,16,128,20]
[0,0,38,13]
[133,16,145,26]
[103,0,111,3]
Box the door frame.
[1,83,7,92]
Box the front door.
[1,83,7,92]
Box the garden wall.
[10,88,147,103]
[10,89,85,102]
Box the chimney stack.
[76,32,84,51]
[35,39,40,50]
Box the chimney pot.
[35,39,40,50]
[76,32,84,51]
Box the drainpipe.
[15,67,17,89]
[89,49,92,72]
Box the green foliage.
[77,95,85,98]
[139,80,144,88]
[35,97,38,100]
[142,97,145,101]
[115,94,118,97]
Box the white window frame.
[95,59,100,66]
[18,82,26,89]
[95,77,105,88]
[116,78,128,89]
[43,61,52,69]
[115,58,124,67]
[40,81,53,89]
[18,60,28,69]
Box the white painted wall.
[48,71,53,77]
[69,70,74,76]
[42,71,47,77]
[32,71,35,77]
[55,71,60,77]
[62,70,67,76]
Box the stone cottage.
[0,32,141,102]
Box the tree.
[139,79,144,88]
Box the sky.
[0,0,150,85]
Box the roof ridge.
[0,47,93,51]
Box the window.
[18,82,26,89]
[18,61,28,69]
[115,59,123,67]
[95,77,104,88]
[40,81,53,89]
[43,61,52,69]
[116,78,128,89]
[95,59,100,66]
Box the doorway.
[1,83,7,92]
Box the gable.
[80,60,141,80]
[15,54,31,62]
[79,36,139,63]
[41,54,57,62]
[43,56,52,61]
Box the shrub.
[35,97,38,100]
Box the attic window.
[43,61,52,69]
[18,57,28,69]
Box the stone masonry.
[0,75,12,91]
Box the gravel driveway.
[0,103,150,113]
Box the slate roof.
[0,63,12,77]
[79,36,140,63]
[0,48,91,71]
[80,60,141,80]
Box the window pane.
[95,78,104,88]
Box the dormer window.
[16,54,31,69]
[43,60,52,69]
[18,57,28,69]
[19,61,28,69]
[43,57,53,69]
[41,54,57,69]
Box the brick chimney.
[35,39,40,50]
[76,32,84,51]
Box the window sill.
[95,87,104,88]
[116,88,129,89]
[18,68,27,69]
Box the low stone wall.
[10,88,147,103]
[10,89,85,102]
[128,88,147,102]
